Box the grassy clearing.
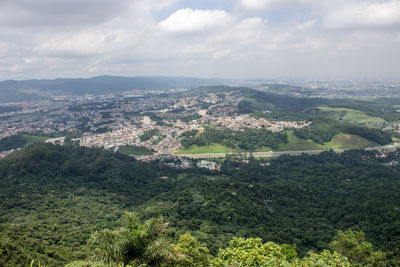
[278,131,323,151]
[244,96,258,104]
[175,143,234,154]
[118,145,153,155]
[324,133,377,150]
[318,106,386,128]
[21,134,50,147]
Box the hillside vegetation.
[318,106,387,128]
[294,118,392,146]
[188,86,400,124]
[177,118,390,154]
[0,134,50,151]
[0,76,224,102]
[1,144,400,265]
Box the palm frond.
[143,238,177,265]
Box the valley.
[1,78,400,266]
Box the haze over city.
[1,0,399,81]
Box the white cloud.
[288,38,325,52]
[158,8,231,33]
[239,0,320,10]
[296,19,316,30]
[324,0,400,29]
[34,28,124,58]
[0,42,8,57]
[0,0,399,80]
[213,49,231,59]
[240,0,271,9]
[24,57,39,64]
[183,44,214,54]
[0,0,131,28]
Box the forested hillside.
[294,118,392,145]
[181,85,400,124]
[0,76,224,102]
[178,119,391,153]
[1,144,400,265]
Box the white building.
[199,110,207,116]
[143,116,151,125]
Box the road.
[174,143,400,159]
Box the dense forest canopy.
[1,144,400,266]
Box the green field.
[318,106,386,128]
[278,131,323,151]
[175,143,234,154]
[324,133,377,150]
[21,134,50,147]
[117,145,153,155]
[393,137,400,142]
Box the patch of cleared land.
[175,143,235,154]
[22,134,50,147]
[324,133,377,150]
[392,137,400,142]
[318,106,386,128]
[278,131,323,151]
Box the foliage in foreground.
[330,230,387,267]
[209,229,387,267]
[83,213,387,267]
[173,233,210,266]
[88,212,176,266]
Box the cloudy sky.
[0,0,399,80]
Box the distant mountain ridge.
[0,75,225,101]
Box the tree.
[211,237,297,266]
[173,233,210,266]
[300,250,350,266]
[330,230,387,267]
[88,212,176,266]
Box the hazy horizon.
[0,0,399,81]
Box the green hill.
[0,134,50,151]
[294,118,392,146]
[278,131,323,151]
[183,86,400,123]
[117,145,153,155]
[325,133,378,150]
[318,106,387,128]
[1,144,400,265]
[176,119,390,154]
[0,76,225,101]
